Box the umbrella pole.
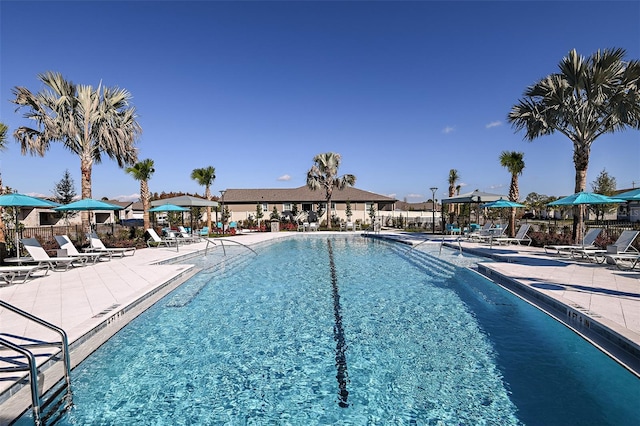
[15,209,20,259]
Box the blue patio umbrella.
[481,198,525,208]
[148,204,189,212]
[148,203,189,229]
[53,198,124,211]
[547,191,625,206]
[0,193,59,258]
[54,198,124,232]
[615,188,640,201]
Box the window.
[262,203,268,212]
[283,203,292,211]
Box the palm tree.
[499,151,525,237]
[190,166,216,233]
[447,169,460,223]
[508,48,640,242]
[11,71,141,232]
[0,122,8,254]
[126,159,155,230]
[306,152,356,230]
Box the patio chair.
[198,226,209,237]
[602,253,640,271]
[178,226,200,243]
[494,224,532,246]
[543,228,603,255]
[55,235,110,263]
[570,230,639,263]
[20,238,86,271]
[446,224,461,235]
[146,228,177,248]
[86,232,136,256]
[309,222,319,231]
[472,224,509,244]
[466,223,493,240]
[0,264,50,285]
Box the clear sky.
[1,0,638,203]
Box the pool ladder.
[0,300,73,425]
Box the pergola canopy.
[150,195,218,208]
[441,190,506,204]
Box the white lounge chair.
[146,228,177,247]
[544,228,603,255]
[55,235,109,263]
[0,265,50,285]
[603,253,640,271]
[465,223,493,240]
[571,230,639,263]
[20,238,86,271]
[178,226,200,243]
[472,224,509,244]
[86,232,136,256]
[494,224,532,246]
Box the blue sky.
[1,1,639,203]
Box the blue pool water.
[31,236,640,424]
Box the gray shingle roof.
[223,186,395,203]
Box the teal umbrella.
[481,198,525,208]
[615,188,640,201]
[53,198,124,211]
[0,193,59,258]
[148,203,189,229]
[54,198,124,233]
[148,204,189,212]
[548,191,625,206]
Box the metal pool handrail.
[0,300,73,425]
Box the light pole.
[430,187,438,234]
[219,189,226,232]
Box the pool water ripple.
[29,236,638,426]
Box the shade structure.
[441,190,506,204]
[150,195,218,208]
[0,193,59,258]
[53,198,124,211]
[615,188,640,201]
[54,198,124,233]
[481,198,525,208]
[0,193,58,208]
[547,191,625,206]
[148,204,189,212]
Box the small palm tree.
[11,72,141,232]
[190,166,216,232]
[499,151,525,237]
[508,48,640,243]
[447,169,460,223]
[126,159,155,230]
[307,152,356,230]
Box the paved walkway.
[1,231,638,423]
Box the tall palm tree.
[11,71,141,232]
[447,169,460,223]
[126,159,155,230]
[0,122,8,254]
[190,166,216,233]
[306,152,356,230]
[499,151,525,237]
[508,48,640,242]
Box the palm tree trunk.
[573,143,590,244]
[141,180,150,230]
[81,156,93,234]
[205,186,212,234]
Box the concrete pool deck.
[1,230,639,422]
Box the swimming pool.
[26,236,640,424]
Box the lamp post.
[430,187,438,234]
[219,189,226,232]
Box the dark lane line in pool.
[327,239,349,408]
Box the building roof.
[106,199,133,209]
[223,186,396,203]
